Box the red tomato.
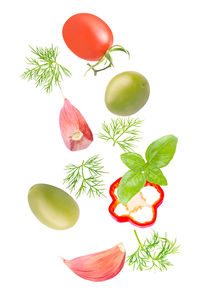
[62,13,113,61]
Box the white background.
[1,0,200,299]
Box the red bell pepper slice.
[109,177,164,228]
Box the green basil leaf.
[145,135,178,168]
[120,152,146,171]
[144,163,168,185]
[117,170,146,205]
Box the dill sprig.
[98,118,142,152]
[21,45,71,93]
[63,155,107,198]
[126,230,180,271]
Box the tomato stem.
[84,45,129,76]
[86,62,113,76]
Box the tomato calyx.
[85,45,130,76]
[109,177,164,228]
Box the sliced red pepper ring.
[109,177,164,228]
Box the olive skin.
[28,184,79,230]
[105,71,150,116]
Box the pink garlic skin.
[61,243,126,282]
[59,98,93,151]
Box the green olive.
[28,184,79,230]
[105,71,150,116]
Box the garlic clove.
[59,98,93,151]
[61,243,125,281]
